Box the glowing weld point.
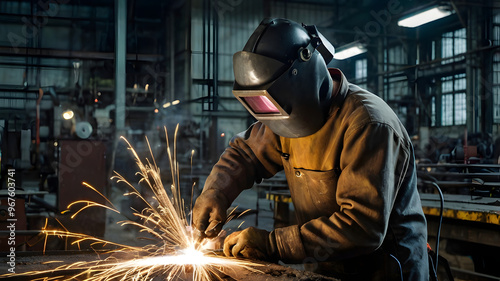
[133,250,227,267]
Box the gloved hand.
[193,189,230,239]
[223,227,278,262]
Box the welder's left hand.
[223,227,278,262]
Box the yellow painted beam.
[266,193,293,203]
[423,207,500,225]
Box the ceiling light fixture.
[334,42,367,60]
[398,6,453,28]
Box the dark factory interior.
[0,0,500,280]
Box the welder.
[193,18,429,280]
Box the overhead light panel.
[398,6,453,28]
[334,42,366,60]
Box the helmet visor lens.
[242,96,280,114]
[233,90,289,119]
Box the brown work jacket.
[204,69,429,280]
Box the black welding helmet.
[233,18,335,138]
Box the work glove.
[193,189,230,239]
[223,227,278,262]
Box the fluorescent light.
[398,6,453,28]
[334,43,366,60]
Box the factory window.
[383,45,408,101]
[441,94,453,126]
[431,41,436,61]
[386,76,409,101]
[493,12,500,46]
[441,73,466,126]
[384,45,407,72]
[441,28,466,64]
[493,13,500,123]
[431,96,436,127]
[494,53,500,123]
[354,58,367,89]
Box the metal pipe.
[33,88,44,167]
[213,3,218,111]
[207,0,211,110]
[203,0,207,87]
[185,0,192,105]
[209,1,219,162]
[169,10,175,102]
[0,46,162,61]
[114,0,126,132]
[107,0,127,192]
[200,0,207,163]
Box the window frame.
[438,73,467,127]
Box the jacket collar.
[327,68,349,114]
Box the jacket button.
[295,171,301,177]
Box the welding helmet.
[233,18,335,138]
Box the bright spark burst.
[2,125,259,280]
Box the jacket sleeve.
[203,122,284,204]
[274,121,411,263]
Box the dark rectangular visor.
[233,90,289,120]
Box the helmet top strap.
[303,24,334,64]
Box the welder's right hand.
[193,189,230,239]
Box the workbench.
[418,163,500,279]
[420,193,500,227]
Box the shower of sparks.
[2,125,259,281]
